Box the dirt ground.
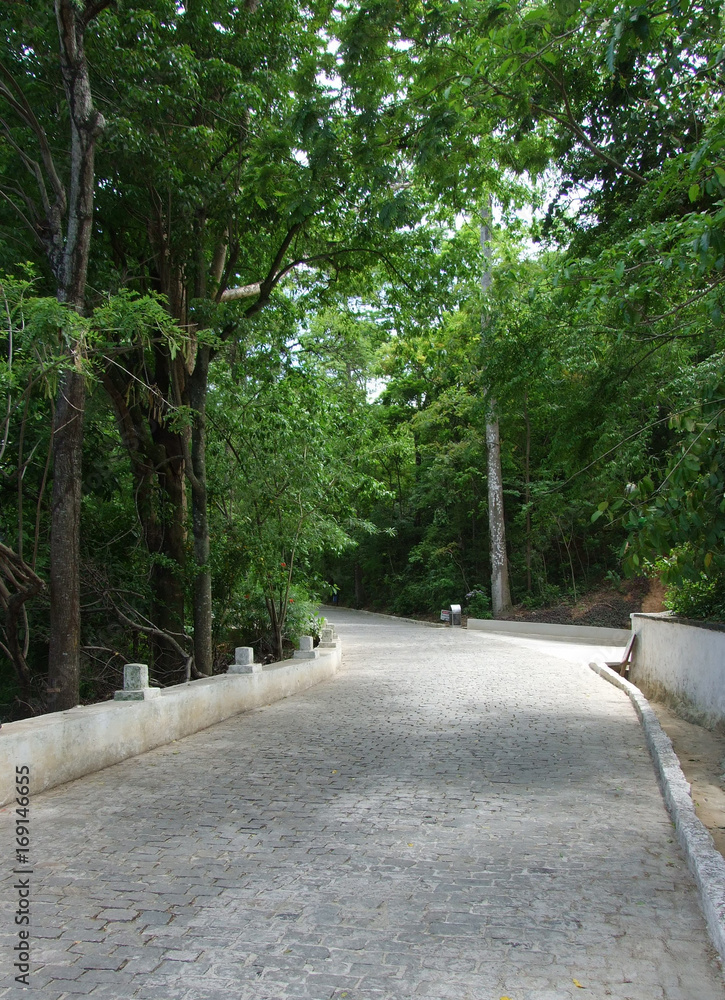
[649,701,725,858]
[398,577,668,629]
[505,576,665,630]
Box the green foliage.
[391,567,463,619]
[222,584,324,663]
[464,589,492,620]
[665,573,725,623]
[520,583,566,611]
[622,360,725,591]
[206,316,387,655]
[4,0,725,706]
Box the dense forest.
[1,0,724,720]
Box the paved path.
[1,610,724,999]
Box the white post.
[228,647,262,674]
[114,663,160,701]
[294,635,319,660]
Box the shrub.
[464,588,492,619]
[520,582,564,609]
[665,574,725,624]
[222,583,324,663]
[392,571,463,617]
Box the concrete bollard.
[294,635,319,660]
[228,646,262,674]
[114,663,161,701]
[319,626,337,649]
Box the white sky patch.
[366,377,388,402]
[315,33,343,93]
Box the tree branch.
[0,188,43,247]
[81,0,114,27]
[221,241,415,307]
[220,281,261,302]
[0,64,67,212]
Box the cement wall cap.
[631,612,725,633]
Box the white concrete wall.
[467,618,631,645]
[0,643,341,808]
[630,613,725,725]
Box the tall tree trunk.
[47,368,85,710]
[47,0,107,711]
[187,346,213,676]
[480,207,512,617]
[485,416,512,615]
[149,422,188,678]
[353,562,365,607]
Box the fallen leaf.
[573,980,585,989]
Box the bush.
[391,571,463,617]
[222,583,324,663]
[520,582,565,609]
[464,588,492,619]
[665,574,725,624]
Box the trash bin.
[450,604,461,626]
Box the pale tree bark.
[524,391,532,593]
[485,417,512,614]
[480,207,512,616]
[220,281,261,302]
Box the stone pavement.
[1,609,724,1000]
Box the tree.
[83,0,434,675]
[1,0,112,709]
[480,207,512,615]
[207,343,374,660]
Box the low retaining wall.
[467,618,631,645]
[630,613,725,728]
[0,643,341,808]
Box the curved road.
[1,609,723,999]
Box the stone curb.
[590,659,725,967]
[320,605,446,628]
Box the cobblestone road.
[1,609,724,999]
